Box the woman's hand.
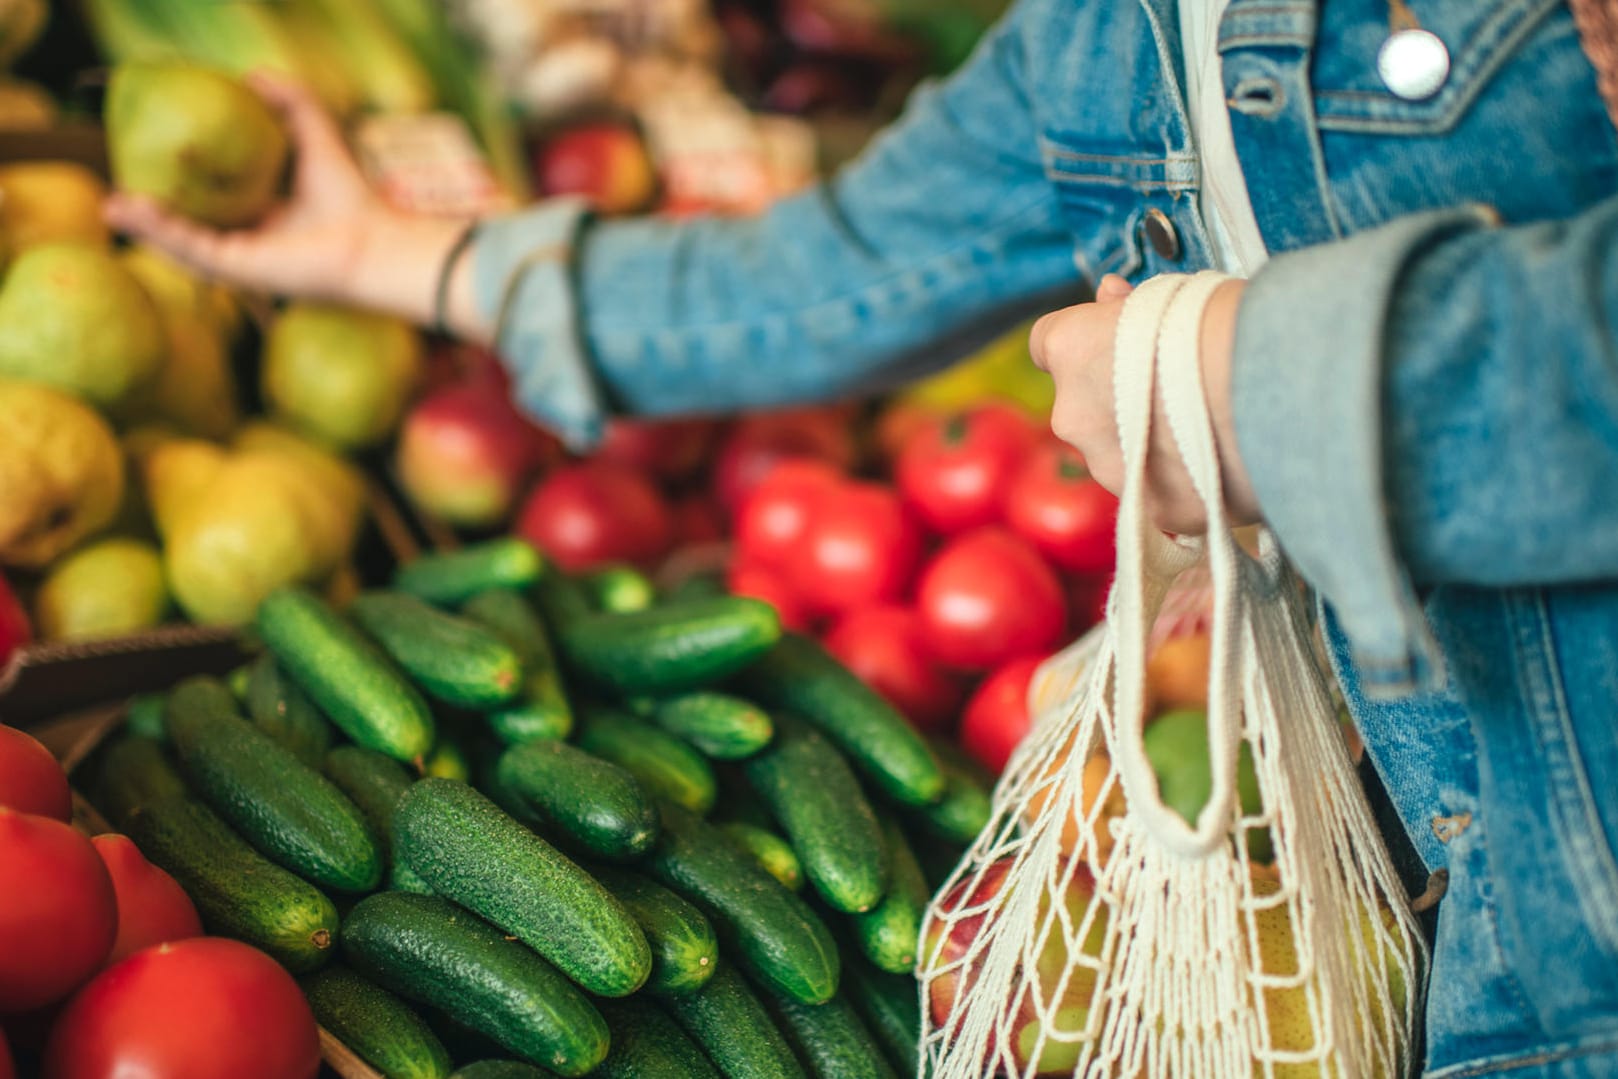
[104,73,483,334]
[1030,274,1261,535]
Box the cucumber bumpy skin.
[495,740,659,861]
[461,589,573,745]
[300,964,453,1079]
[593,998,721,1079]
[394,539,546,607]
[662,963,809,1079]
[590,865,718,997]
[557,595,781,697]
[350,591,524,710]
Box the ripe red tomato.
[916,527,1066,671]
[789,482,921,616]
[92,835,203,968]
[516,461,673,572]
[823,606,962,732]
[43,937,320,1079]
[713,407,858,514]
[895,403,1040,535]
[0,809,117,1012]
[1004,443,1119,574]
[873,402,938,464]
[0,724,71,821]
[596,418,720,482]
[725,560,809,632]
[960,655,1046,773]
[734,459,842,569]
[0,573,28,668]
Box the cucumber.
[594,998,721,1079]
[300,964,452,1079]
[350,592,524,709]
[663,964,808,1079]
[762,987,898,1079]
[449,1064,557,1079]
[245,652,334,768]
[558,596,781,696]
[913,742,993,844]
[653,693,774,760]
[461,590,572,745]
[423,734,472,782]
[495,741,658,861]
[906,820,967,893]
[257,586,436,763]
[576,707,716,815]
[97,735,186,826]
[530,573,592,633]
[392,778,652,997]
[580,564,656,614]
[591,866,718,996]
[342,892,608,1077]
[323,746,414,859]
[128,796,339,972]
[165,677,382,893]
[395,540,545,607]
[644,802,838,1006]
[842,951,922,1078]
[390,857,434,895]
[743,714,888,914]
[662,571,725,604]
[736,634,944,807]
[226,662,253,699]
[847,816,928,974]
[124,693,167,742]
[720,822,803,893]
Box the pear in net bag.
[918,272,1426,1079]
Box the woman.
[110,0,1618,1073]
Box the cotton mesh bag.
[918,272,1426,1079]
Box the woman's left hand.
[1029,274,1262,535]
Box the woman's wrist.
[1199,279,1262,522]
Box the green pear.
[106,62,288,228]
[0,378,125,567]
[34,537,168,641]
[0,242,165,407]
[1141,707,1270,862]
[262,303,424,450]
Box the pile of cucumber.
[91,538,994,1079]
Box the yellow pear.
[0,242,165,407]
[0,162,107,253]
[231,420,364,527]
[137,437,227,539]
[0,78,55,130]
[121,244,242,340]
[233,449,360,574]
[261,303,424,450]
[0,378,125,567]
[35,537,168,641]
[122,301,240,439]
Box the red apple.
[534,124,657,216]
[395,380,558,529]
[517,461,673,572]
[595,418,720,482]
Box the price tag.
[354,112,513,217]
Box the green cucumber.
[913,742,993,844]
[762,987,898,1079]
[124,693,167,742]
[653,693,774,760]
[737,634,944,807]
[644,802,839,1006]
[663,964,808,1079]
[906,820,967,893]
[743,714,888,914]
[449,1064,556,1079]
[390,857,434,895]
[847,816,928,974]
[226,662,253,699]
[530,573,592,633]
[350,592,523,709]
[97,735,186,826]
[165,677,382,893]
[594,998,721,1079]
[128,796,339,972]
[558,596,781,696]
[591,866,718,997]
[395,540,545,607]
[245,652,334,768]
[257,586,436,763]
[392,778,651,997]
[423,734,472,782]
[662,571,725,604]
[842,951,922,1078]
[495,740,658,860]
[323,746,414,859]
[300,964,452,1079]
[580,565,656,614]
[342,892,608,1077]
[721,822,803,892]
[576,707,716,815]
[461,590,572,744]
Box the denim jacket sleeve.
[1232,194,1618,697]
[469,0,1084,450]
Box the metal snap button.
[1377,28,1449,101]
[1142,208,1181,261]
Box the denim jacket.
[472,0,1618,1073]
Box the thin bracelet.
[432,220,480,337]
